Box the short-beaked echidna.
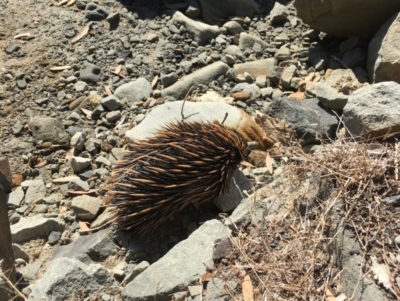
[104,120,250,235]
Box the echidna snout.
[104,120,250,235]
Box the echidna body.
[105,120,250,235]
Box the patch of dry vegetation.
[215,136,400,300]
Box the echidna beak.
[240,161,255,168]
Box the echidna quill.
[104,120,250,235]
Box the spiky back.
[105,120,250,235]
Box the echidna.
[105,120,250,235]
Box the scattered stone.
[121,261,150,286]
[30,116,70,145]
[114,78,152,104]
[68,178,89,191]
[70,132,86,151]
[22,178,46,204]
[368,12,400,84]
[234,58,275,78]
[79,62,101,84]
[48,231,62,245]
[5,43,20,54]
[7,186,24,207]
[19,260,42,281]
[122,220,231,299]
[161,72,178,87]
[172,11,219,45]
[269,2,289,24]
[11,215,65,243]
[343,81,400,138]
[85,2,109,21]
[223,21,243,35]
[52,229,117,262]
[101,95,121,111]
[162,61,229,99]
[28,258,118,301]
[239,32,269,50]
[205,278,237,301]
[71,195,102,220]
[266,97,338,145]
[70,156,92,173]
[316,82,349,110]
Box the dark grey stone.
[85,2,109,21]
[266,97,338,145]
[79,62,101,84]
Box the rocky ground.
[0,0,400,300]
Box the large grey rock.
[234,58,275,79]
[266,97,338,145]
[122,220,231,300]
[238,32,269,50]
[161,62,229,99]
[11,215,65,243]
[172,11,219,45]
[28,258,118,301]
[114,78,152,103]
[30,116,70,145]
[52,229,117,262]
[125,101,243,142]
[198,0,260,25]
[368,12,400,84]
[343,81,400,138]
[294,0,400,38]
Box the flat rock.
[30,116,70,145]
[368,12,400,84]
[79,62,101,84]
[28,258,118,301]
[266,97,338,145]
[52,228,117,262]
[294,0,400,38]
[122,220,231,300]
[234,58,275,79]
[161,61,229,99]
[70,156,92,173]
[8,186,24,207]
[71,195,102,220]
[114,78,152,104]
[172,11,219,45]
[343,81,400,137]
[11,215,65,243]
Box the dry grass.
[215,136,400,300]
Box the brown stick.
[0,184,16,299]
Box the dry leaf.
[49,65,72,71]
[114,64,122,74]
[104,85,112,96]
[34,160,47,168]
[79,221,91,234]
[371,256,395,294]
[13,33,31,39]
[241,271,254,301]
[71,24,90,44]
[32,17,41,22]
[80,108,93,117]
[66,0,76,6]
[151,75,158,88]
[265,152,273,174]
[52,175,79,183]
